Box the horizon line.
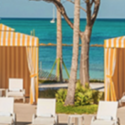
[0,17,125,20]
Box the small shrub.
[56,81,104,106]
[55,89,67,104]
[85,83,90,89]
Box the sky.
[0,0,125,19]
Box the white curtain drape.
[105,48,117,101]
[26,47,38,104]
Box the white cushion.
[10,89,21,92]
[7,91,24,97]
[9,78,23,91]
[0,116,13,124]
[97,101,118,120]
[37,99,56,117]
[97,116,112,121]
[91,119,115,125]
[0,112,11,117]
[33,117,55,125]
[0,98,14,115]
[38,114,52,117]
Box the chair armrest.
[118,100,122,107]
[22,89,25,95]
[32,114,37,123]
[6,89,9,97]
[6,89,9,92]
[91,116,97,124]
[114,118,120,125]
[11,113,16,123]
[117,118,120,125]
[55,114,59,125]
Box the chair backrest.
[9,78,23,91]
[0,97,14,114]
[37,98,56,117]
[97,101,118,120]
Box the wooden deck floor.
[13,102,125,125]
[14,103,36,125]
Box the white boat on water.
[50,19,55,23]
[50,7,55,23]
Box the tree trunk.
[80,26,92,86]
[65,0,80,105]
[56,0,63,82]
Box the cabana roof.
[104,36,125,48]
[0,24,39,47]
[0,24,15,31]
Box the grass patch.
[56,103,98,114]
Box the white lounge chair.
[6,78,25,103]
[0,97,16,125]
[91,101,120,125]
[118,92,125,106]
[32,98,58,125]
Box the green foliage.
[55,89,67,104]
[56,102,98,114]
[56,82,104,106]
[85,83,90,89]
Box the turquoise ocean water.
[1,18,125,80]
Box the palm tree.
[43,0,100,86]
[56,0,63,81]
[64,0,80,105]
